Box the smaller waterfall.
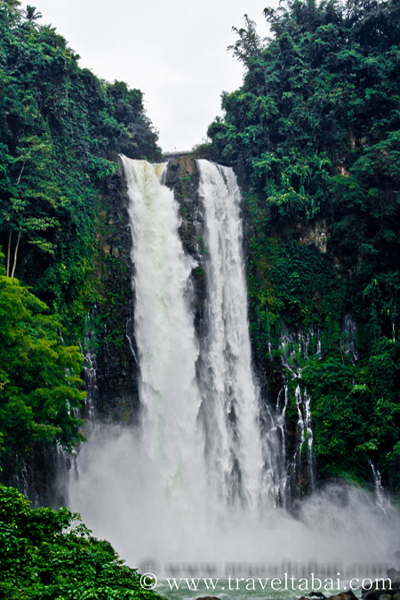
[278,324,319,495]
[342,314,359,362]
[81,312,98,426]
[260,385,289,507]
[294,386,315,492]
[369,460,390,515]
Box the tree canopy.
[208,0,400,492]
[0,251,85,476]
[0,0,162,322]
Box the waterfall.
[342,313,359,362]
[279,324,319,495]
[369,460,390,515]
[294,386,315,492]
[81,311,98,426]
[122,157,203,512]
[68,157,400,576]
[196,160,264,508]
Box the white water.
[123,157,203,513]
[69,158,400,581]
[294,386,315,492]
[196,160,264,508]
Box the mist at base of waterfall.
[69,424,400,579]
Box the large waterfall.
[69,157,400,580]
[123,158,203,514]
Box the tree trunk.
[6,231,12,277]
[10,230,21,278]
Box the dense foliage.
[0,1,161,484]
[0,0,161,323]
[0,483,161,599]
[0,251,85,479]
[208,0,400,492]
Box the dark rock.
[388,570,400,583]
[326,590,358,600]
[363,582,399,600]
[165,155,207,339]
[93,169,140,424]
[165,155,198,185]
[364,590,383,600]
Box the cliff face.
[165,156,207,338]
[90,155,205,423]
[90,155,318,500]
[88,165,139,424]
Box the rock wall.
[89,161,139,423]
[165,156,207,337]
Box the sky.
[28,0,281,153]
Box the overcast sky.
[29,0,280,152]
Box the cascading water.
[294,386,315,492]
[81,311,98,427]
[123,157,203,513]
[279,324,319,495]
[369,460,390,516]
[196,160,264,508]
[69,156,400,581]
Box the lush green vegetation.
[0,1,161,482]
[207,0,400,492]
[0,250,85,480]
[0,0,161,323]
[0,483,161,599]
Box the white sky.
[29,0,280,153]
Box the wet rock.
[326,590,358,600]
[364,590,384,600]
[297,219,329,253]
[388,569,399,582]
[165,155,198,185]
[165,154,206,339]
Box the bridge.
[163,150,192,159]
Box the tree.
[1,135,60,278]
[24,4,41,23]
[0,252,85,460]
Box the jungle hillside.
[207,0,400,493]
